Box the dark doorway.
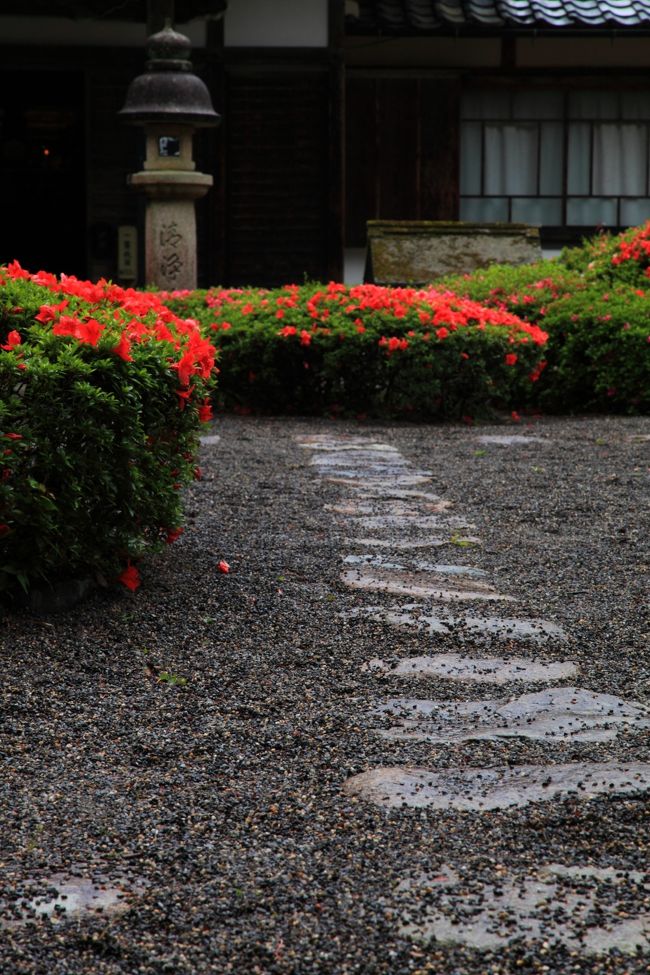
[0,70,86,276]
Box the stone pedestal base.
[144,198,198,290]
[128,169,212,290]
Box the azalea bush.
[535,285,650,412]
[560,222,650,287]
[440,249,650,413]
[164,282,549,419]
[438,260,585,324]
[0,261,217,598]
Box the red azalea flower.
[118,564,140,591]
[166,527,184,544]
[198,400,213,422]
[3,432,22,440]
[35,300,68,323]
[504,353,518,366]
[217,560,230,574]
[1,330,21,351]
[5,260,30,279]
[113,332,133,361]
[176,386,194,410]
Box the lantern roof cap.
[118,22,220,128]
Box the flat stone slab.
[2,872,144,927]
[199,434,221,446]
[344,514,475,531]
[342,556,487,578]
[398,863,650,954]
[345,604,567,641]
[297,438,395,450]
[476,435,545,446]
[345,536,482,550]
[342,568,512,602]
[364,653,578,683]
[328,499,452,515]
[319,467,428,482]
[343,761,650,811]
[311,453,408,468]
[348,487,445,502]
[326,474,434,488]
[374,687,650,744]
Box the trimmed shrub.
[560,222,650,287]
[438,260,585,325]
[536,285,650,412]
[164,282,548,420]
[0,261,217,597]
[440,251,650,414]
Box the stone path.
[2,416,648,974]
[298,430,650,957]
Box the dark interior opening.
[0,70,86,277]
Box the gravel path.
[1,414,649,974]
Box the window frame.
[459,84,650,240]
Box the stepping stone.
[345,604,566,641]
[345,536,482,550]
[297,437,392,450]
[3,872,144,927]
[343,761,650,811]
[348,487,445,502]
[310,452,408,468]
[477,435,545,446]
[326,474,434,488]
[397,863,650,954]
[345,514,475,531]
[364,653,578,683]
[342,556,487,578]
[199,434,221,446]
[342,568,512,602]
[373,687,650,744]
[327,499,452,515]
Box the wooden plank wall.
[346,75,461,247]
[219,63,339,287]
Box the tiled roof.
[347,0,650,28]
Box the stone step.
[373,687,650,744]
[364,653,578,683]
[343,761,650,811]
[397,863,650,955]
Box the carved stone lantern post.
[119,24,220,289]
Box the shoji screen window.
[460,89,650,228]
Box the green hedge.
[439,239,650,414]
[164,282,549,420]
[0,261,217,597]
[560,222,650,287]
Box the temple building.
[3,0,650,285]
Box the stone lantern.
[119,23,220,290]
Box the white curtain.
[484,124,538,195]
[593,124,647,195]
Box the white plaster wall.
[0,17,206,48]
[224,0,328,47]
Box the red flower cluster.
[1,260,217,413]
[611,222,650,271]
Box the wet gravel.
[1,413,649,974]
